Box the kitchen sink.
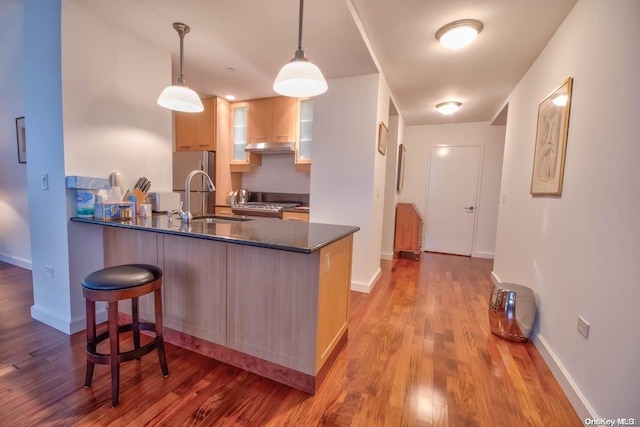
[191,214,253,222]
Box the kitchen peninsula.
[71,215,358,393]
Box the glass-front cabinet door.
[232,103,249,163]
[296,99,313,164]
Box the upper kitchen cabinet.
[249,96,298,144]
[271,97,298,143]
[248,98,272,144]
[230,101,260,172]
[296,99,313,166]
[175,97,217,151]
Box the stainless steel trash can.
[488,283,536,342]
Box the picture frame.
[377,121,388,155]
[16,116,26,164]
[530,77,573,195]
[397,144,406,192]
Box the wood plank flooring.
[0,255,582,426]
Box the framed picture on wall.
[377,121,388,155]
[397,144,406,192]
[531,77,573,195]
[16,116,26,164]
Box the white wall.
[380,114,403,259]
[24,0,72,332]
[310,73,383,291]
[0,1,31,269]
[493,0,640,419]
[401,122,505,258]
[241,155,310,194]
[369,76,391,274]
[23,0,173,334]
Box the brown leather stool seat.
[82,264,169,407]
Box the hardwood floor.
[0,255,582,426]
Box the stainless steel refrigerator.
[172,151,215,216]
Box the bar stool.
[82,264,169,407]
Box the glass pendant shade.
[273,0,327,98]
[273,58,328,97]
[157,85,204,113]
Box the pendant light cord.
[178,32,185,84]
[297,0,304,51]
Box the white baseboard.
[531,333,597,420]
[490,271,501,285]
[351,268,381,293]
[380,252,394,261]
[31,305,107,335]
[0,252,32,270]
[472,251,494,259]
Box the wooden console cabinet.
[394,203,424,260]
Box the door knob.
[465,206,475,212]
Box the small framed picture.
[16,116,26,164]
[377,121,388,155]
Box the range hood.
[245,142,295,154]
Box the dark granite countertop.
[70,216,358,254]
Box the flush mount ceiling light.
[436,101,462,115]
[435,19,484,50]
[157,22,204,113]
[273,0,328,97]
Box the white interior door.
[425,146,482,256]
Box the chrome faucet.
[178,170,215,223]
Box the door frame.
[423,144,485,256]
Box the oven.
[231,202,300,218]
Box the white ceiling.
[74,0,577,126]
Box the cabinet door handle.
[254,136,266,139]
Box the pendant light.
[157,22,204,113]
[273,0,328,97]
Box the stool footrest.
[86,321,163,365]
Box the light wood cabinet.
[249,96,298,144]
[295,99,313,166]
[282,211,309,222]
[214,98,243,204]
[214,206,234,216]
[99,225,355,393]
[162,234,227,345]
[175,97,217,151]
[394,203,424,260]
[230,102,261,172]
[271,96,298,143]
[226,235,352,375]
[103,228,159,320]
[248,98,273,144]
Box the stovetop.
[232,202,301,217]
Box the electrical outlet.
[577,316,590,339]
[41,174,49,190]
[44,265,54,277]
